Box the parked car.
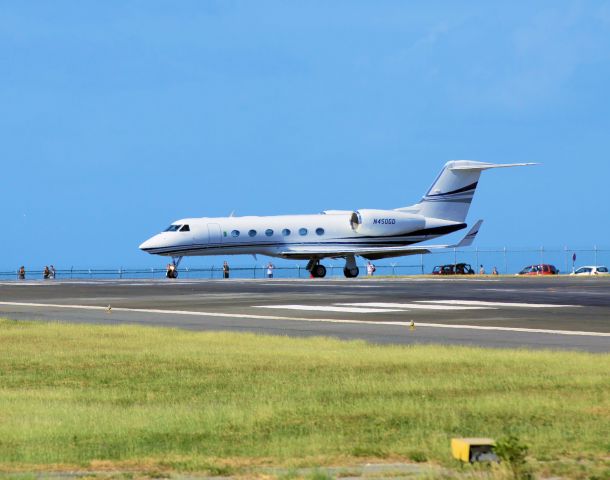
[432,263,475,275]
[518,264,558,275]
[570,266,609,276]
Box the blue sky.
[1,1,610,269]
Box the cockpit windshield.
[164,224,190,232]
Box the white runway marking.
[0,301,608,338]
[339,302,490,311]
[254,305,402,313]
[419,300,579,308]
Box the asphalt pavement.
[0,276,608,352]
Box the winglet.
[454,220,483,247]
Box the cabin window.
[248,229,257,237]
[282,228,291,236]
[164,225,181,232]
[299,228,308,236]
[179,225,190,232]
[231,230,240,237]
[315,228,324,236]
[265,229,274,237]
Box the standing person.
[479,264,485,275]
[49,265,56,279]
[223,261,230,279]
[18,266,26,280]
[491,266,498,275]
[366,261,376,276]
[43,266,50,279]
[266,262,275,278]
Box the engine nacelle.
[350,209,425,236]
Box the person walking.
[223,261,230,279]
[491,266,498,275]
[49,265,56,279]
[18,266,26,280]
[266,262,275,278]
[366,261,376,276]
[479,264,485,275]
[43,266,50,279]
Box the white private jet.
[139,160,535,278]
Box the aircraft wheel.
[313,264,327,278]
[343,267,359,278]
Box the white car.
[571,266,609,275]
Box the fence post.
[453,247,457,266]
[119,267,123,279]
[540,245,544,265]
[297,265,301,278]
[70,266,73,279]
[564,246,568,274]
[476,247,479,272]
[420,253,424,275]
[210,266,214,279]
[503,247,507,274]
[594,245,598,266]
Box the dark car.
[432,263,475,275]
[518,264,558,275]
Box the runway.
[0,276,608,352]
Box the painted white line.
[246,283,388,288]
[254,305,402,313]
[418,300,579,308]
[0,301,607,337]
[339,302,491,311]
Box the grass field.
[0,318,608,478]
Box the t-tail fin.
[396,160,537,223]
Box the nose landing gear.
[166,256,183,279]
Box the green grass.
[0,318,608,478]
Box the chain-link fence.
[1,247,607,280]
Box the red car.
[518,264,558,275]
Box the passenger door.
[208,223,222,245]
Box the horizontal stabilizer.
[450,162,539,171]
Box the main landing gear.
[306,256,360,279]
[306,259,327,278]
[343,255,359,278]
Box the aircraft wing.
[278,244,432,261]
[278,220,483,261]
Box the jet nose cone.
[139,236,158,251]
